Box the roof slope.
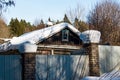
[0,22,81,52]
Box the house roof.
[0,22,81,52]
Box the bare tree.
[108,28,120,45]
[0,0,15,16]
[0,18,10,38]
[88,0,120,45]
[66,4,85,23]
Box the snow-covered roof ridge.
[0,22,81,52]
[10,22,81,45]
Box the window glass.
[62,29,69,41]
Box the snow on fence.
[0,55,22,80]
[36,55,89,80]
[99,45,120,75]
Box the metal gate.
[36,55,89,80]
[0,55,22,80]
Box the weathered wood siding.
[37,45,81,54]
[0,55,22,80]
[99,45,120,75]
[36,55,89,80]
[39,28,82,45]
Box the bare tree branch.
[0,0,15,16]
[88,0,120,45]
[66,4,85,23]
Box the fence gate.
[0,55,22,80]
[36,55,89,80]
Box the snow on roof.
[0,22,81,52]
[46,21,53,26]
[80,30,101,44]
[11,22,80,45]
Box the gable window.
[62,29,69,41]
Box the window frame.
[62,29,69,41]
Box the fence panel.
[99,45,120,74]
[0,55,22,80]
[36,55,89,80]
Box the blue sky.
[4,0,100,24]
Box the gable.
[39,27,82,45]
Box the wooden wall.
[39,28,82,45]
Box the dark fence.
[0,54,22,80]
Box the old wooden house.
[37,23,82,54]
[0,23,83,54]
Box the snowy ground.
[81,70,120,80]
[81,76,99,80]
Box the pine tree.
[19,19,26,34]
[40,19,44,24]
[78,20,89,32]
[74,17,79,29]
[56,20,60,24]
[48,17,51,22]
[14,18,23,36]
[25,22,33,33]
[9,18,25,36]
[9,18,17,36]
[35,19,45,30]
[63,14,71,24]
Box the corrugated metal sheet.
[36,55,89,80]
[99,45,120,75]
[0,55,22,80]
